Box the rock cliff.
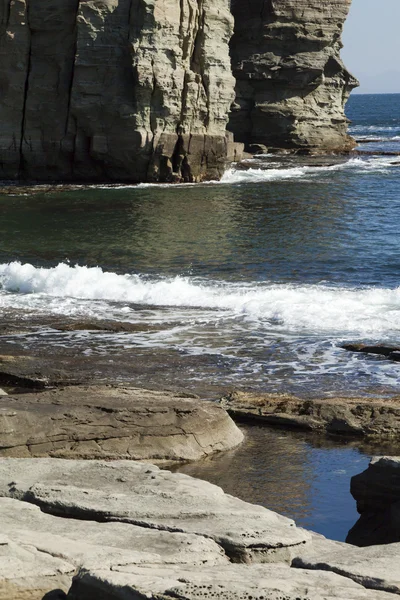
[0,0,238,182]
[229,0,358,152]
[0,0,356,183]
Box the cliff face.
[0,0,237,182]
[229,0,358,152]
[0,0,356,183]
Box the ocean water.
[2,94,400,396]
[1,93,400,540]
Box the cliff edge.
[0,0,357,183]
[0,0,238,183]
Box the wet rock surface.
[0,458,398,600]
[220,390,400,438]
[343,343,400,363]
[0,386,243,462]
[347,457,400,546]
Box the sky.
[341,0,400,94]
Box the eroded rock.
[229,0,358,152]
[0,0,240,183]
[0,386,244,462]
[67,563,396,600]
[293,534,400,595]
[0,534,73,600]
[0,458,311,563]
[0,458,399,599]
[0,497,228,569]
[220,390,400,438]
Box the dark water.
[1,94,400,540]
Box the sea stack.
[0,0,357,183]
[229,0,359,152]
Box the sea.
[1,93,400,541]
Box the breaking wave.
[349,125,400,134]
[1,262,400,337]
[221,157,398,184]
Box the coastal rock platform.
[220,390,400,438]
[0,386,244,462]
[0,458,398,600]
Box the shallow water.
[172,426,375,542]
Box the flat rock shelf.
[0,458,399,599]
[0,385,243,462]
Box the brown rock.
[220,390,400,438]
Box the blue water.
[1,94,400,541]
[347,93,400,152]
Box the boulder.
[220,390,400,438]
[0,386,244,462]
[347,457,400,546]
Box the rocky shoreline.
[220,390,400,439]
[1,456,400,599]
[1,313,400,597]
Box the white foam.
[349,125,400,134]
[220,156,397,184]
[2,262,400,337]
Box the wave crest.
[1,262,400,336]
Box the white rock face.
[294,535,400,595]
[0,533,74,600]
[68,563,396,600]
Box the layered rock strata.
[0,0,357,182]
[0,385,244,461]
[221,390,400,438]
[0,459,398,599]
[229,0,358,152]
[0,0,238,183]
[347,457,400,546]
